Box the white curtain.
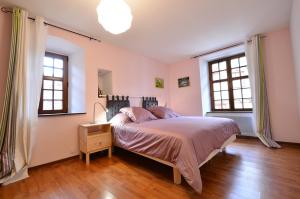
[2,10,47,184]
[245,35,280,148]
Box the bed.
[106,96,240,193]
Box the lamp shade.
[96,0,133,35]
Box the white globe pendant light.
[96,0,133,35]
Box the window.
[209,53,252,111]
[38,52,68,114]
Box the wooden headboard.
[106,95,130,121]
[142,97,158,109]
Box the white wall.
[69,50,85,113]
[198,45,246,115]
[197,45,255,136]
[46,35,86,113]
[291,0,300,115]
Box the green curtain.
[0,8,21,179]
[247,35,280,148]
[257,36,280,148]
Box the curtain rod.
[1,7,101,43]
[191,36,266,59]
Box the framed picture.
[155,78,164,88]
[178,77,190,88]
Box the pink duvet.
[112,116,240,193]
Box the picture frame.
[178,77,190,88]
[155,78,164,88]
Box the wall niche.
[98,69,112,97]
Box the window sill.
[38,112,86,117]
[207,111,253,114]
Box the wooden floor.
[0,138,300,199]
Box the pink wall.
[263,28,300,143]
[168,59,202,115]
[168,28,300,143]
[291,0,300,116]
[0,12,169,166]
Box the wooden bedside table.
[79,123,112,165]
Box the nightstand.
[79,123,112,165]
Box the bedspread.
[112,116,240,193]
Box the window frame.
[208,53,252,112]
[38,52,68,115]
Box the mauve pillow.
[147,106,180,119]
[109,113,132,126]
[120,107,157,123]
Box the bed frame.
[107,95,236,185]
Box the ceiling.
[1,0,293,64]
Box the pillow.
[120,107,157,123]
[109,113,131,126]
[147,106,180,119]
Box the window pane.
[54,91,63,100]
[214,92,221,100]
[54,81,63,90]
[54,69,63,78]
[219,61,227,70]
[240,56,247,66]
[231,58,239,68]
[240,67,248,76]
[221,91,229,99]
[44,57,53,67]
[221,81,228,91]
[212,63,219,72]
[43,100,52,110]
[212,72,219,81]
[220,71,227,80]
[43,67,53,77]
[234,99,243,109]
[222,100,230,109]
[213,82,220,91]
[242,89,252,98]
[54,59,63,68]
[43,90,53,100]
[214,100,222,109]
[232,80,241,89]
[243,99,253,109]
[209,54,251,111]
[234,89,242,99]
[43,80,53,89]
[231,68,240,78]
[54,101,63,110]
[241,78,250,88]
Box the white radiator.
[206,112,256,137]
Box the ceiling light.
[96,0,133,35]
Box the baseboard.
[277,141,300,147]
[237,135,300,146]
[29,155,79,170]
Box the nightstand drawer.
[87,132,111,151]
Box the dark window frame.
[38,52,68,114]
[208,53,252,112]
